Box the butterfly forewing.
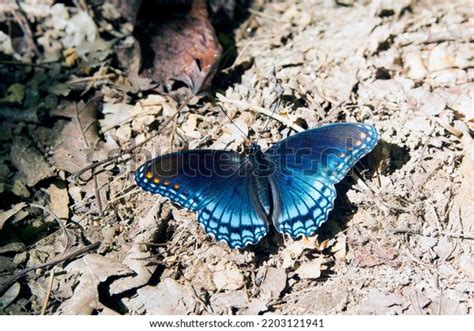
[266,123,378,238]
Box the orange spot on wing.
[339,152,346,158]
[360,132,367,139]
[164,180,170,186]
[146,172,153,179]
[153,178,160,184]
[355,140,362,146]
[173,183,181,190]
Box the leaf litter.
[0,0,473,316]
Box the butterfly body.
[135,123,378,249]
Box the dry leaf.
[210,290,248,312]
[212,262,245,291]
[10,136,55,187]
[404,51,427,79]
[51,99,100,175]
[0,202,26,231]
[58,254,133,314]
[259,267,287,301]
[359,289,405,314]
[126,278,196,315]
[428,44,455,72]
[0,282,21,311]
[47,180,69,219]
[295,257,325,279]
[141,0,222,93]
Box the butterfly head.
[246,143,262,156]
[246,143,275,177]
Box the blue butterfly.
[135,122,378,249]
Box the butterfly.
[135,122,378,249]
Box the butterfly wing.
[135,150,268,248]
[265,123,378,238]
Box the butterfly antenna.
[217,105,251,144]
[256,67,284,144]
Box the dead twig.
[40,266,56,315]
[29,203,72,252]
[13,0,41,57]
[393,228,474,240]
[0,59,54,69]
[92,165,104,216]
[66,73,116,85]
[0,242,100,296]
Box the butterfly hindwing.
[270,170,337,238]
[197,172,269,249]
[135,150,269,248]
[266,123,378,238]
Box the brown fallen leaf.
[126,278,197,315]
[58,254,133,314]
[259,267,287,301]
[358,289,406,314]
[294,257,325,279]
[47,179,70,220]
[141,0,222,93]
[0,202,26,231]
[210,289,249,313]
[353,244,399,268]
[10,136,55,187]
[212,261,245,291]
[51,99,101,176]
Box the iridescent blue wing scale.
[266,123,378,238]
[197,171,268,248]
[135,150,268,248]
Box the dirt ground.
[0,0,473,315]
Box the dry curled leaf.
[141,0,222,93]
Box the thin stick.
[14,0,40,56]
[216,93,304,133]
[0,242,100,296]
[393,228,474,240]
[66,73,116,85]
[247,8,286,23]
[92,167,104,216]
[40,267,56,315]
[29,203,71,253]
[0,60,54,69]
